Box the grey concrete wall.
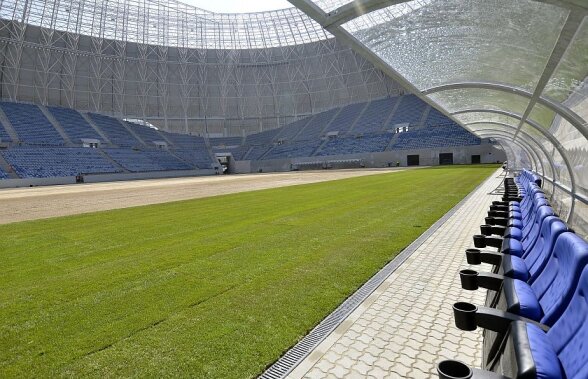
[0,169,216,189]
[236,145,505,174]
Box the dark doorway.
[407,155,420,166]
[439,153,454,165]
[471,155,481,164]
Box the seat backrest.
[520,186,544,210]
[532,233,588,325]
[547,256,588,378]
[532,174,542,188]
[525,216,568,282]
[521,205,554,253]
[522,195,549,224]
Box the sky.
[181,0,293,13]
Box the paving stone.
[287,172,502,379]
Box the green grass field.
[0,166,497,378]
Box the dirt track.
[0,168,407,224]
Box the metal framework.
[288,0,588,235]
[0,0,402,135]
[0,0,585,233]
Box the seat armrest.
[473,235,503,249]
[480,225,507,237]
[466,249,503,266]
[485,217,509,226]
[460,270,504,291]
[453,303,550,334]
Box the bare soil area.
[0,168,407,224]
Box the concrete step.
[0,106,20,143]
[80,113,113,145]
[39,105,74,145]
[0,153,20,179]
[97,148,130,173]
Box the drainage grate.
[259,175,491,379]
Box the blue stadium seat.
[0,166,8,179]
[1,147,121,177]
[244,128,281,146]
[87,113,140,147]
[0,102,64,145]
[324,102,366,134]
[210,136,243,147]
[0,118,13,143]
[295,108,339,141]
[125,121,166,144]
[48,106,101,143]
[275,118,310,141]
[390,124,481,150]
[387,95,427,127]
[352,98,396,134]
[465,254,588,378]
[103,148,192,172]
[317,133,393,157]
[263,139,322,160]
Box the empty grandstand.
[0,0,587,379]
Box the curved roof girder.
[471,128,547,178]
[322,0,411,29]
[318,0,588,28]
[422,81,588,141]
[475,132,541,176]
[289,0,474,137]
[452,108,578,194]
[466,123,555,179]
[468,120,578,221]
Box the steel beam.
[423,81,588,141]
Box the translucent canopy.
[291,0,588,234]
[0,0,331,49]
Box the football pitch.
[0,165,498,378]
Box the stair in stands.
[0,107,20,143]
[39,105,74,145]
[382,97,402,131]
[311,137,330,157]
[418,105,431,128]
[167,150,198,169]
[385,132,400,151]
[118,119,146,146]
[346,102,370,135]
[97,149,130,173]
[241,146,254,160]
[320,107,343,136]
[202,135,219,165]
[155,129,175,146]
[256,143,275,160]
[274,115,312,142]
[0,153,20,179]
[81,113,113,145]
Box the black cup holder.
[453,302,478,331]
[473,235,487,248]
[465,249,481,265]
[460,269,479,290]
[437,359,473,379]
[480,224,492,236]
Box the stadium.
[0,0,586,377]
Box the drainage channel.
[259,172,493,379]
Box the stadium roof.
[289,0,588,223]
[183,0,293,14]
[0,0,331,49]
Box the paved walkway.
[287,171,502,378]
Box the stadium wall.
[0,168,216,189]
[0,21,402,137]
[239,145,505,174]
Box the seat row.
[436,169,588,379]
